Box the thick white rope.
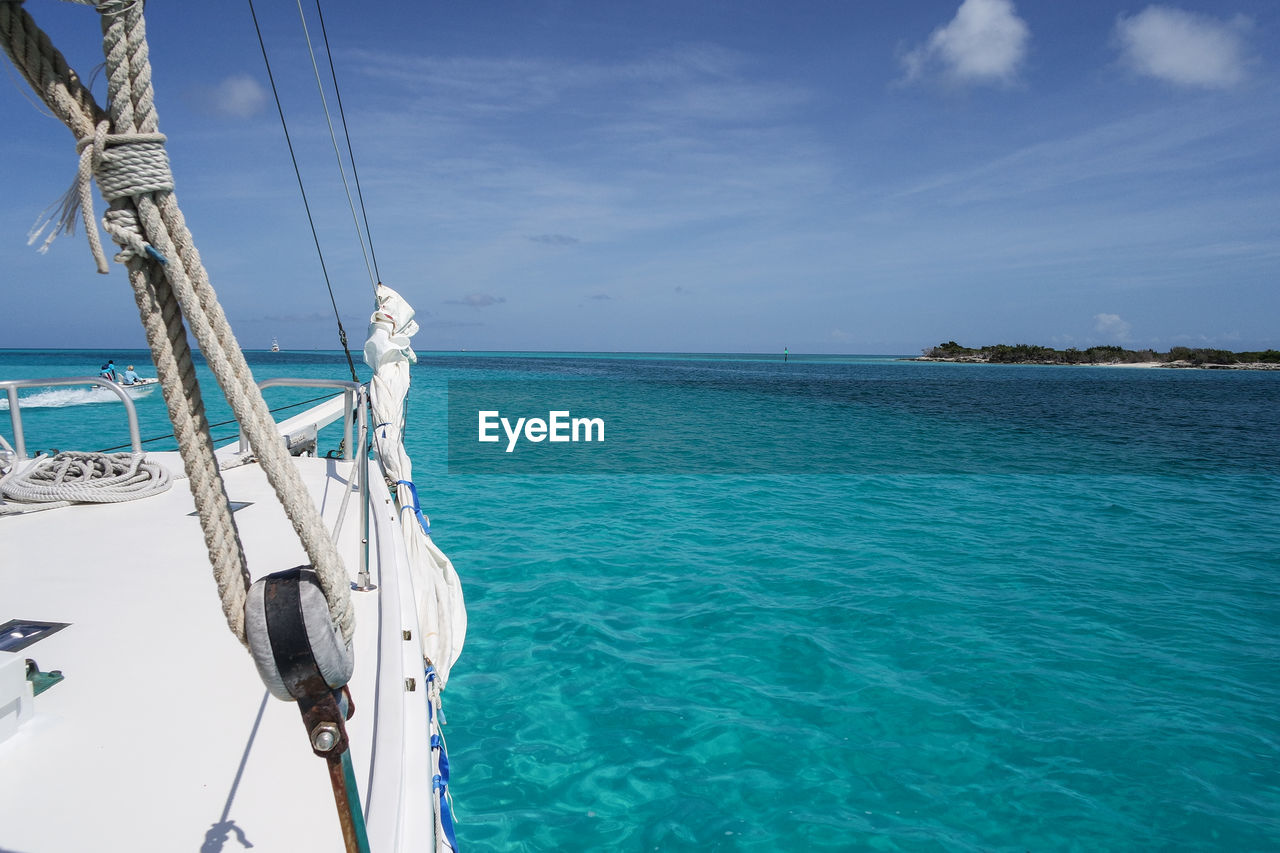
[28,120,172,270]
[1,1,254,643]
[99,0,355,644]
[0,450,171,503]
[0,1,355,646]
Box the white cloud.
[901,0,1030,86]
[210,75,267,118]
[447,293,507,308]
[529,233,581,246]
[1094,313,1133,342]
[340,46,830,256]
[1115,6,1252,89]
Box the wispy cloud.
[529,233,581,246]
[446,293,507,308]
[1094,312,1133,342]
[339,43,831,283]
[205,74,268,118]
[892,102,1269,207]
[1115,6,1252,89]
[901,0,1030,86]
[355,43,808,122]
[257,311,331,323]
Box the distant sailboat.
[270,337,280,352]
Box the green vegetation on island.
[919,342,1280,367]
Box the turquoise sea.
[3,349,1279,851]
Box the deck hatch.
[0,620,70,653]
[188,501,253,516]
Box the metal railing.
[0,376,143,461]
[246,378,374,591]
[246,378,362,460]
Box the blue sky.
[2,0,1277,354]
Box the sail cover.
[364,284,467,684]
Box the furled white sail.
[364,284,418,483]
[364,284,467,684]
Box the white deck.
[0,444,435,851]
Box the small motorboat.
[92,376,158,396]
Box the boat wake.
[0,386,155,409]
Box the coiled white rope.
[28,120,172,271]
[0,451,171,504]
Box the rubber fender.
[245,567,354,702]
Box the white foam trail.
[0,386,155,410]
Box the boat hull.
[0,396,440,851]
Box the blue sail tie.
[394,480,431,536]
[431,734,451,784]
[432,724,459,851]
[433,774,459,850]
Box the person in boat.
[99,362,117,382]
[121,365,140,385]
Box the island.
[909,342,1280,370]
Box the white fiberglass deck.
[0,448,434,852]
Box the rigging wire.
[245,0,360,383]
[96,393,336,453]
[294,0,378,291]
[312,0,381,284]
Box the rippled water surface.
[4,349,1279,850]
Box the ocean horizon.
[3,348,1278,850]
[1,347,916,359]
